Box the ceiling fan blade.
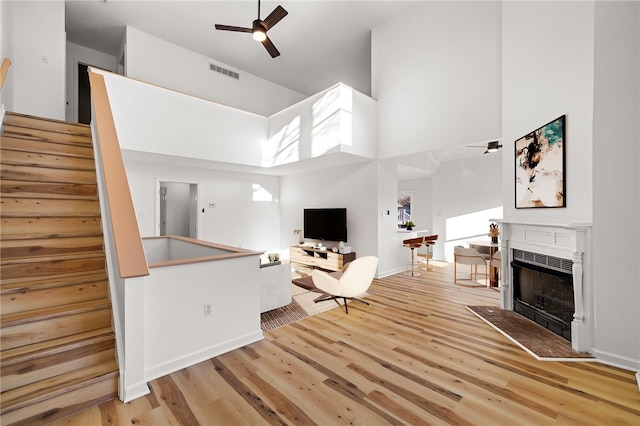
[215,24,252,33]
[262,5,287,31]
[262,36,280,58]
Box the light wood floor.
[52,262,639,425]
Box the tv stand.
[290,246,355,272]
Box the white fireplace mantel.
[496,219,593,353]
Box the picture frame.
[514,115,566,209]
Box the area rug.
[260,284,335,331]
[466,306,594,361]
[260,298,308,332]
[261,282,368,331]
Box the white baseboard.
[121,380,151,403]
[144,330,264,384]
[590,348,640,374]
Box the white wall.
[502,1,594,223]
[432,153,503,261]
[267,83,377,166]
[2,0,66,120]
[125,26,304,117]
[279,161,379,262]
[65,42,117,123]
[377,159,406,276]
[143,255,262,382]
[125,159,281,254]
[591,1,640,370]
[0,0,6,111]
[372,1,502,158]
[99,70,268,168]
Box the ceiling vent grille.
[209,63,239,80]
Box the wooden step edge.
[0,250,106,266]
[0,138,95,158]
[0,248,104,266]
[0,298,112,328]
[0,272,108,294]
[0,160,97,172]
[0,231,104,242]
[0,360,118,415]
[5,112,91,129]
[1,128,92,143]
[0,193,100,202]
[0,329,115,367]
[4,112,92,134]
[1,269,108,287]
[0,192,99,201]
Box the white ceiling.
[65,0,417,96]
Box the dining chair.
[453,245,489,286]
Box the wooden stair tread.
[0,236,105,260]
[0,272,107,294]
[0,250,105,266]
[1,135,95,158]
[1,179,98,200]
[1,269,108,287]
[2,126,92,146]
[4,112,92,137]
[0,360,118,415]
[0,163,98,185]
[1,298,112,328]
[0,197,101,218]
[0,327,114,366]
[0,217,103,240]
[0,149,97,171]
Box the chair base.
[314,294,370,314]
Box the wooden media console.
[290,245,355,272]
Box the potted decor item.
[405,221,415,231]
[489,223,499,244]
[268,252,281,263]
[293,229,304,245]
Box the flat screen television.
[303,208,347,242]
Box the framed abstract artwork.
[515,115,566,208]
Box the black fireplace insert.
[511,259,574,341]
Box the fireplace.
[511,250,574,341]
[498,220,592,352]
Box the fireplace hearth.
[512,255,574,341]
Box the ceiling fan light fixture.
[252,21,267,42]
[484,141,502,154]
[252,29,267,42]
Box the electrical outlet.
[204,303,213,317]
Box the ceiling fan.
[215,0,288,58]
[467,141,503,154]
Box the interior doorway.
[157,181,199,238]
[78,63,91,124]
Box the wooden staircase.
[0,112,119,425]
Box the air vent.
[513,249,573,273]
[209,63,239,80]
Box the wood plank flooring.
[51,262,639,425]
